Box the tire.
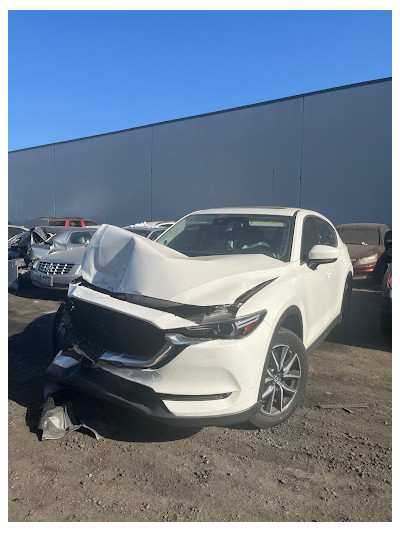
[52,301,70,356]
[248,327,308,429]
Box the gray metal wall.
[8,78,392,228]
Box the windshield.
[156,214,294,260]
[338,228,380,245]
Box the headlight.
[174,310,267,340]
[32,259,39,269]
[357,253,378,265]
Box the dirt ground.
[8,282,392,522]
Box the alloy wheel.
[261,344,301,415]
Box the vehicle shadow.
[9,286,391,444]
[8,313,199,443]
[9,281,68,302]
[327,286,391,352]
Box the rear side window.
[69,219,82,227]
[314,218,338,247]
[301,218,320,262]
[83,220,98,226]
[69,231,93,245]
[51,220,67,226]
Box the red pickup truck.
[25,217,99,228]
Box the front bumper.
[31,270,79,289]
[51,283,273,424]
[47,352,262,427]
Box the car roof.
[123,225,161,231]
[336,223,390,229]
[188,206,316,217]
[64,226,100,230]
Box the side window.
[301,218,320,262]
[314,218,338,247]
[69,231,92,245]
[69,219,82,227]
[83,220,97,226]
[51,220,66,226]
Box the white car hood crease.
[81,224,285,306]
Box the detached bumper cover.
[46,356,261,427]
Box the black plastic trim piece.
[306,314,341,356]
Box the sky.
[8,10,392,151]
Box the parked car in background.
[31,247,86,289]
[51,207,352,430]
[123,224,167,240]
[375,230,392,284]
[29,227,99,265]
[381,263,392,334]
[25,217,99,228]
[8,224,28,241]
[336,223,390,282]
[147,221,175,228]
[125,220,174,230]
[8,226,58,261]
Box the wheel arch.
[273,305,304,342]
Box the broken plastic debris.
[39,381,112,441]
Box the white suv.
[49,207,353,429]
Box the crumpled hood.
[81,224,285,305]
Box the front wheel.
[248,328,308,429]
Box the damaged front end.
[43,224,282,429]
[52,276,271,370]
[45,277,271,427]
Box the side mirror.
[308,245,339,270]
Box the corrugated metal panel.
[8,79,392,227]
[151,98,303,221]
[300,81,392,225]
[54,129,152,227]
[8,145,55,225]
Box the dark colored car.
[381,263,392,334]
[336,223,390,282]
[25,217,99,228]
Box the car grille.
[38,261,74,275]
[70,298,166,358]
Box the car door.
[313,217,344,315]
[298,216,336,346]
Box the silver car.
[31,247,86,289]
[29,227,99,264]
